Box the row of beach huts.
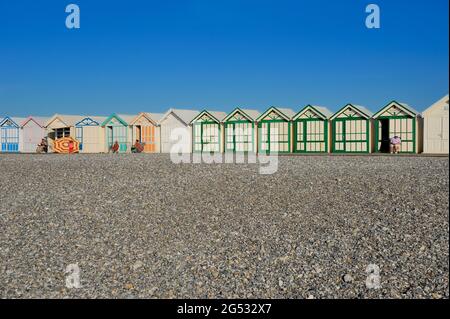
[0,95,448,155]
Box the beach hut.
[101,114,134,153]
[373,101,422,154]
[0,117,25,153]
[330,104,373,153]
[256,107,295,154]
[292,105,332,153]
[129,112,163,153]
[191,110,227,153]
[223,108,260,153]
[75,116,107,153]
[158,109,199,153]
[19,117,48,153]
[423,94,449,154]
[45,114,83,152]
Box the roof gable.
[101,114,129,127]
[223,108,260,122]
[0,116,19,128]
[158,108,199,125]
[330,104,372,120]
[190,110,222,124]
[45,114,83,128]
[256,107,293,122]
[373,101,419,118]
[293,105,331,121]
[76,117,101,127]
[423,94,449,115]
[21,117,48,128]
[130,112,164,126]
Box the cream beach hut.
[292,105,332,153]
[19,117,48,153]
[330,104,373,153]
[423,94,449,154]
[44,114,83,152]
[190,110,227,153]
[256,107,295,154]
[223,108,260,153]
[373,101,422,154]
[101,114,135,153]
[129,112,164,153]
[0,117,26,153]
[158,109,199,153]
[75,116,107,153]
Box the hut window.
[55,128,70,139]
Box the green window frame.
[258,120,291,154]
[193,121,221,153]
[332,118,369,153]
[293,119,328,153]
[224,121,254,153]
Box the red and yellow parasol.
[53,137,80,154]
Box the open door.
[379,119,390,152]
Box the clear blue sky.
[0,0,448,117]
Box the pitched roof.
[293,105,333,120]
[257,107,296,121]
[330,104,373,120]
[0,116,24,127]
[223,108,261,122]
[422,94,449,115]
[373,101,420,118]
[116,114,136,124]
[11,117,28,126]
[21,116,49,127]
[158,108,200,125]
[191,110,227,123]
[45,114,85,127]
[145,112,164,123]
[75,116,108,126]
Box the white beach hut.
[19,117,48,153]
[423,94,449,154]
[158,109,199,153]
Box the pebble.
[0,154,447,299]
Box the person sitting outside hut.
[36,138,48,153]
[111,141,120,153]
[390,135,402,154]
[131,139,144,153]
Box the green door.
[294,119,328,153]
[225,121,254,153]
[332,118,369,153]
[258,121,290,154]
[193,122,220,153]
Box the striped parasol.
[53,137,80,154]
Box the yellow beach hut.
[44,114,83,153]
[129,112,164,153]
